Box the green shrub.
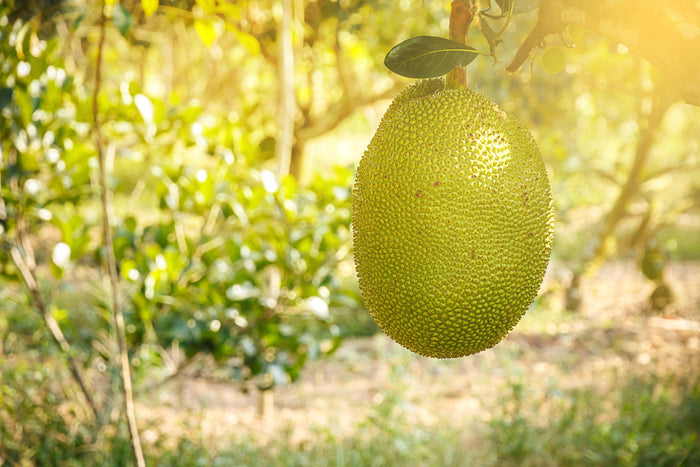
[490,373,700,466]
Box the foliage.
[0,9,93,266]
[3,349,696,466]
[147,394,475,467]
[0,3,357,405]
[161,372,699,467]
[384,36,484,78]
[115,155,355,386]
[0,339,136,466]
[490,373,700,466]
[381,0,530,80]
[465,24,700,267]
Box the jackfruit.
[352,79,554,358]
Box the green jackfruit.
[352,79,554,358]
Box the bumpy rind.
[352,79,554,358]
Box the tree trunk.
[276,0,296,179]
[583,85,675,275]
[289,138,306,180]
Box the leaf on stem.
[113,4,133,38]
[194,19,217,46]
[384,36,484,79]
[498,0,542,15]
[541,47,566,74]
[141,0,159,17]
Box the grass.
[2,261,699,466]
[140,372,698,467]
[488,373,700,467]
[3,349,697,466]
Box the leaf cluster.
[0,7,358,398]
[384,0,528,79]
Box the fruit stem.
[446,0,473,90]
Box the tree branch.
[297,25,404,143]
[0,157,99,423]
[8,245,100,422]
[505,0,566,74]
[584,86,675,275]
[296,81,403,143]
[92,3,145,466]
[276,0,296,178]
[642,162,700,182]
[446,0,473,89]
[508,0,700,106]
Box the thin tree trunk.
[0,149,100,422]
[276,0,296,179]
[566,81,675,312]
[289,138,305,180]
[8,245,100,421]
[92,3,145,466]
[583,87,674,276]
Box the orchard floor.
[137,260,700,458]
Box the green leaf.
[501,0,542,14]
[232,28,261,56]
[566,24,586,45]
[194,0,216,14]
[50,261,65,279]
[194,19,217,47]
[141,0,158,17]
[216,3,241,19]
[113,4,133,39]
[14,87,33,125]
[0,87,13,109]
[384,36,483,79]
[50,306,69,323]
[495,0,513,14]
[73,11,86,30]
[541,47,566,74]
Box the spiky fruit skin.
[352,79,554,358]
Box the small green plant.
[489,373,700,466]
